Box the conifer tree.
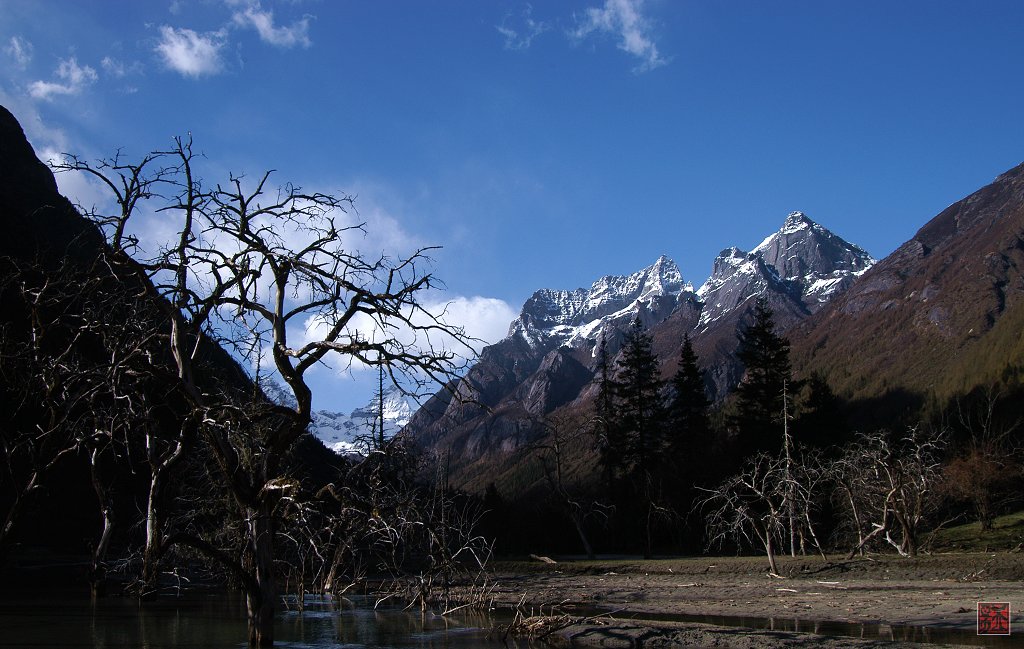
[795,371,846,449]
[614,317,668,558]
[732,299,793,457]
[594,333,625,493]
[668,333,711,455]
[665,332,713,531]
[615,317,667,476]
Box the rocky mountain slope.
[791,162,1024,406]
[403,212,873,489]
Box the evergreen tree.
[614,317,667,477]
[613,317,668,558]
[732,299,793,457]
[594,333,625,493]
[668,333,711,455]
[794,371,847,450]
[665,333,712,542]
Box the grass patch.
[930,510,1024,552]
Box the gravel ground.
[481,553,1024,648]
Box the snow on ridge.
[310,396,412,456]
[697,212,876,327]
[510,255,689,350]
[507,212,873,353]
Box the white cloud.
[497,4,550,51]
[5,36,33,68]
[229,0,312,48]
[100,55,145,77]
[101,56,125,77]
[426,295,517,351]
[155,25,226,77]
[28,57,99,101]
[44,147,120,219]
[303,291,516,378]
[571,0,667,72]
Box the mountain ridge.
[401,212,872,487]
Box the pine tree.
[668,333,711,455]
[794,371,846,450]
[614,317,667,479]
[732,299,793,457]
[614,317,668,558]
[594,333,625,493]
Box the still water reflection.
[3,592,1022,648]
[0,592,511,649]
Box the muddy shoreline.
[479,553,1024,647]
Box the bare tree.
[0,258,92,559]
[54,138,473,647]
[533,414,612,559]
[833,427,945,558]
[700,452,787,575]
[0,254,140,583]
[941,389,1021,531]
[306,438,493,613]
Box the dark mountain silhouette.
[0,104,340,558]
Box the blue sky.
[2,0,1024,412]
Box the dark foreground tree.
[55,140,472,647]
[612,317,669,558]
[731,299,793,457]
[593,333,624,496]
[667,334,710,469]
[615,317,667,478]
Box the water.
[0,592,512,649]
[2,593,1022,648]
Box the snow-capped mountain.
[310,388,413,455]
[503,212,871,352]
[403,211,875,493]
[262,379,413,455]
[697,212,874,329]
[509,255,693,351]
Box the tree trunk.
[246,502,277,647]
[0,472,38,562]
[142,472,163,593]
[900,516,917,557]
[322,539,348,594]
[764,532,779,575]
[643,502,653,560]
[569,511,595,560]
[142,428,189,594]
[247,588,275,648]
[89,450,115,597]
[844,487,864,554]
[90,503,115,597]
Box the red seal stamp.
[977,602,1011,636]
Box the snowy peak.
[698,212,874,327]
[261,378,413,455]
[780,210,814,234]
[510,255,691,350]
[507,214,872,347]
[310,385,414,455]
[753,211,874,284]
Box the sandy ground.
[481,553,1024,648]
